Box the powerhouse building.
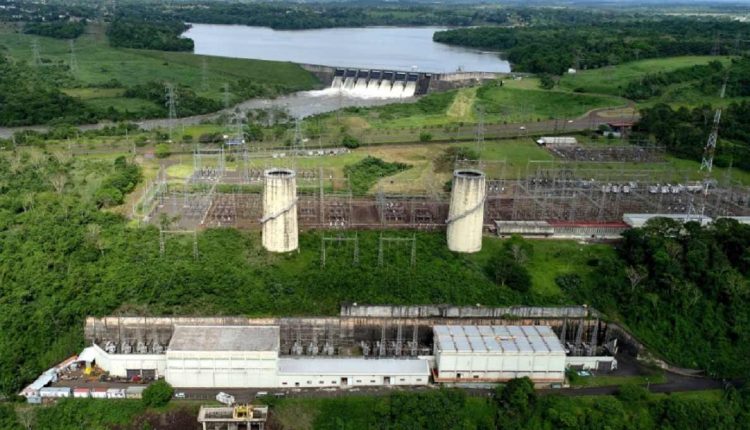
[165,326,279,388]
[433,325,566,383]
[28,324,583,396]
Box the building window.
[416,379,422,382]
[331,381,337,384]
[356,380,362,383]
[282,382,288,386]
[370,380,375,383]
[399,378,405,382]
[319,381,324,384]
[473,375,479,379]
[307,381,312,385]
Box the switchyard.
[138,146,750,239]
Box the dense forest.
[97,3,665,31]
[2,379,749,429]
[123,82,222,117]
[633,101,750,170]
[568,218,750,378]
[302,381,750,430]
[0,56,98,126]
[107,18,193,51]
[433,19,750,74]
[23,20,86,39]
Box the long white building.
[38,323,593,394]
[433,325,566,384]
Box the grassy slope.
[331,83,625,132]
[0,23,318,112]
[558,56,732,96]
[476,85,625,123]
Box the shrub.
[155,143,171,159]
[341,134,360,149]
[142,380,174,408]
[419,131,433,142]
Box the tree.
[495,377,537,429]
[487,250,532,293]
[539,74,555,89]
[142,380,174,407]
[49,172,68,195]
[155,143,171,159]
[341,134,360,149]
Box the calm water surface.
[183,24,510,73]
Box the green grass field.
[327,83,625,134]
[476,86,625,122]
[558,56,732,96]
[0,23,318,114]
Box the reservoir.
[183,24,510,73]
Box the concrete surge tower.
[262,169,298,252]
[446,169,486,253]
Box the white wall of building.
[436,351,565,382]
[91,344,166,378]
[277,358,430,388]
[165,350,278,388]
[277,373,427,388]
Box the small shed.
[73,388,90,398]
[126,386,146,399]
[107,388,126,399]
[39,387,71,398]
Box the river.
[182,24,510,73]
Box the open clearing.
[558,56,732,96]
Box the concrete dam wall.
[300,63,513,97]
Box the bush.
[539,74,555,90]
[435,147,480,172]
[419,131,433,142]
[142,380,174,408]
[155,143,171,159]
[94,186,123,208]
[341,134,360,149]
[343,156,410,195]
[617,383,650,402]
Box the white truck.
[216,392,235,406]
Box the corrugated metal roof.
[278,358,430,376]
[168,325,279,352]
[434,325,564,355]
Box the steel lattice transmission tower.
[68,40,78,75]
[697,76,729,216]
[165,83,178,141]
[31,39,41,67]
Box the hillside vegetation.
[0,24,318,125]
[433,18,750,75]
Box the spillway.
[328,68,430,99]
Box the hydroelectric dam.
[301,64,509,98]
